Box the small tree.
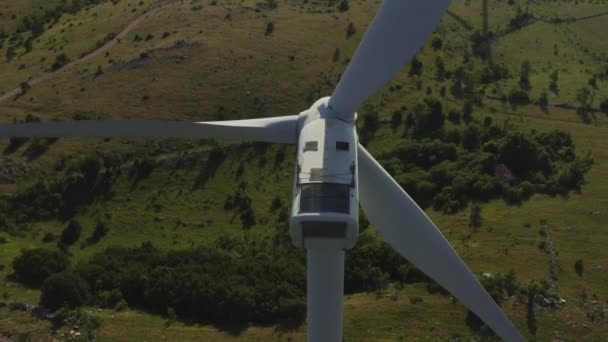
[447,110,461,124]
[539,90,549,112]
[519,60,531,90]
[574,259,584,277]
[60,219,82,246]
[549,70,559,94]
[42,232,56,243]
[270,196,282,212]
[408,55,423,77]
[462,101,473,123]
[435,56,445,80]
[51,53,70,70]
[338,0,349,12]
[94,65,104,77]
[240,208,256,229]
[332,47,341,62]
[5,46,15,61]
[431,36,443,51]
[390,110,402,132]
[12,248,69,287]
[24,37,33,52]
[265,22,275,36]
[166,307,177,326]
[503,270,518,296]
[346,22,356,39]
[600,98,608,115]
[87,221,109,244]
[40,271,90,311]
[576,87,592,109]
[19,81,30,95]
[469,203,482,229]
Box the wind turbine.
[0,1,524,341]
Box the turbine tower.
[0,1,524,341]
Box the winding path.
[0,1,176,103]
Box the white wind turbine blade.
[329,0,451,120]
[357,144,524,342]
[0,116,299,144]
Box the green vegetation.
[574,259,584,277]
[1,0,608,340]
[59,219,82,247]
[375,98,592,212]
[40,271,91,311]
[12,248,69,287]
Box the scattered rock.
[0,159,31,184]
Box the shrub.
[51,53,70,70]
[539,90,549,112]
[574,259,584,277]
[87,221,109,244]
[408,55,423,77]
[431,36,443,51]
[23,139,49,159]
[447,110,461,124]
[42,232,56,243]
[265,22,275,36]
[508,89,531,106]
[390,110,402,131]
[5,137,29,154]
[332,47,341,62]
[338,0,349,12]
[12,248,69,287]
[469,203,482,229]
[94,65,103,77]
[549,70,559,94]
[600,99,608,115]
[40,271,90,311]
[519,61,531,90]
[346,22,356,39]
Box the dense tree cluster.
[1,153,117,223]
[379,97,593,213]
[40,271,91,311]
[344,230,429,293]
[12,248,69,287]
[10,228,456,326]
[47,236,307,325]
[16,0,106,39]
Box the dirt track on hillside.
[0,1,176,103]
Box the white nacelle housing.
[289,100,359,250]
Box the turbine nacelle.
[299,97,357,129]
[290,98,359,250]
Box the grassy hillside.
[1,0,608,340]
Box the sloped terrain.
[1,0,608,340]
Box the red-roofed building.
[495,163,516,183]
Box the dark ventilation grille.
[300,183,350,213]
[309,168,324,181]
[304,141,318,151]
[302,221,347,239]
[336,141,349,151]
